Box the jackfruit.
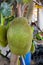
[0,25,7,47]
[7,17,33,55]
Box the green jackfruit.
[0,25,7,47]
[7,17,33,55]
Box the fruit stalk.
[1,14,5,25]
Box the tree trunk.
[17,4,22,17]
[10,54,19,65]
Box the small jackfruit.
[0,25,7,47]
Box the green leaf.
[16,0,32,4]
[16,0,22,3]
[36,33,42,40]
[31,42,35,54]
[23,0,32,4]
[1,2,11,17]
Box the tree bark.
[10,54,19,65]
[17,4,22,17]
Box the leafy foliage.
[16,0,32,4]
[1,2,12,17]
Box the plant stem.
[1,14,5,25]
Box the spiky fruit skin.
[0,25,7,47]
[7,17,33,55]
